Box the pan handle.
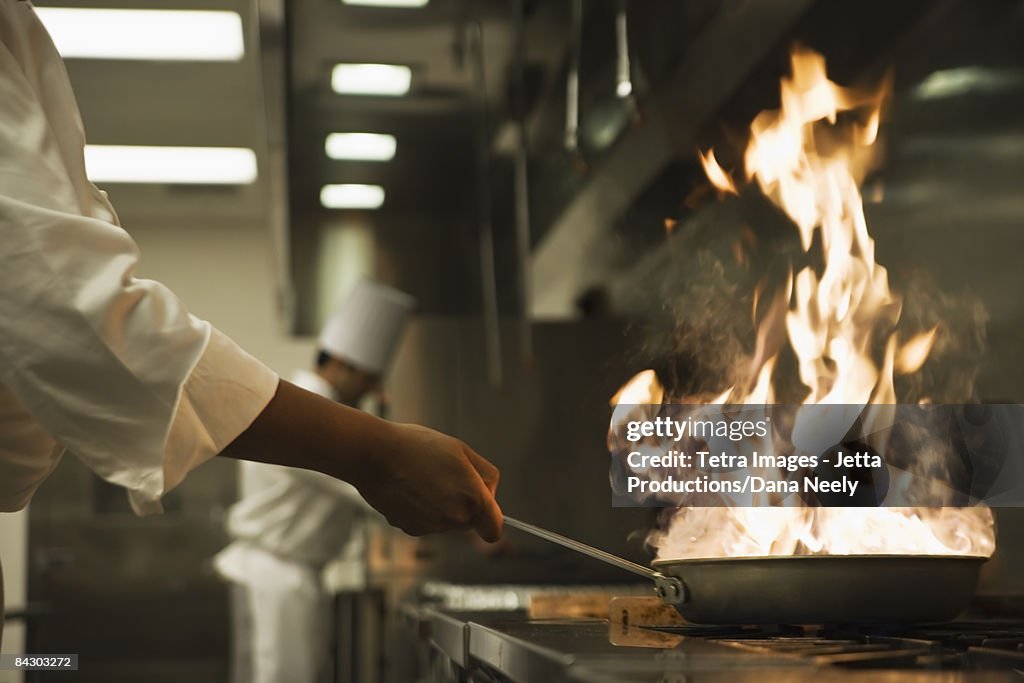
[503,516,686,605]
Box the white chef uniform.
[215,281,414,683]
[215,370,368,683]
[0,0,279,644]
[0,0,278,515]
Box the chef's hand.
[355,423,503,542]
[220,379,503,541]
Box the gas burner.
[644,621,1024,670]
[903,623,1024,669]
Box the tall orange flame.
[615,47,994,559]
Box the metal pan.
[652,554,985,624]
[504,516,986,624]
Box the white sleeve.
[0,4,279,514]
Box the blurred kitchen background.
[2,0,1024,681]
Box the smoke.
[628,229,988,406]
[631,252,754,399]
[890,268,988,404]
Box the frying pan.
[504,516,986,624]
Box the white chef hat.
[318,280,416,376]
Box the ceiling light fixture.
[331,64,411,96]
[84,145,258,184]
[325,133,397,161]
[341,0,429,6]
[320,184,386,209]
[33,8,244,61]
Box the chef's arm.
[287,467,373,507]
[0,5,501,535]
[219,379,504,542]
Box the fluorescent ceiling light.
[325,133,397,161]
[34,8,244,61]
[342,0,429,6]
[85,146,258,184]
[912,67,1024,100]
[320,184,385,209]
[331,64,411,96]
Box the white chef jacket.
[0,1,279,514]
[214,369,367,683]
[217,369,372,577]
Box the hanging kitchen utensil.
[510,0,533,362]
[564,0,582,151]
[504,515,986,624]
[614,0,632,99]
[467,20,502,386]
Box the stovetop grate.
[645,621,1024,670]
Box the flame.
[895,327,938,375]
[611,369,664,406]
[699,148,738,195]
[615,47,995,559]
[648,507,995,559]
[609,370,665,465]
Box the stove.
[404,585,1024,683]
[644,622,1024,670]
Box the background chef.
[215,280,416,683]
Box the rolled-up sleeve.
[0,2,279,513]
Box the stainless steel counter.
[407,605,1024,683]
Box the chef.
[0,0,502,649]
[215,280,416,683]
